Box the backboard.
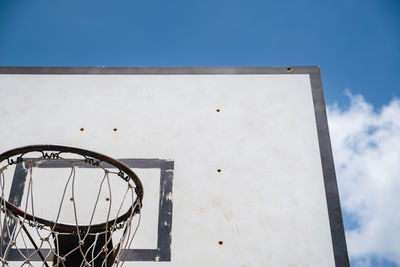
[0,66,349,266]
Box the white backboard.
[0,66,349,266]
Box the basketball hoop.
[0,145,143,266]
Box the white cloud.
[327,91,400,265]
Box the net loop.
[0,145,143,266]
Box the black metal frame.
[0,144,143,233]
[3,157,174,262]
[0,66,349,266]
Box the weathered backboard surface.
[0,66,349,266]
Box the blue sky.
[1,0,399,266]
[1,0,399,107]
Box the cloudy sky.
[328,93,400,266]
[1,0,399,266]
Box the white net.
[0,147,143,267]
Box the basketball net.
[0,146,143,267]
